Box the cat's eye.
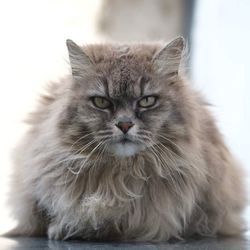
[138,96,157,108]
[92,96,112,109]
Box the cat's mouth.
[119,137,132,144]
[114,134,134,144]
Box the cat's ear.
[66,39,95,79]
[153,36,185,78]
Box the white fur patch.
[113,142,140,157]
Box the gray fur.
[6,38,246,242]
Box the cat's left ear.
[66,39,95,79]
[153,36,185,77]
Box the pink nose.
[116,121,134,134]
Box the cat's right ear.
[66,39,94,79]
[153,37,185,79]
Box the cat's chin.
[111,142,143,157]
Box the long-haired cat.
[6,37,246,241]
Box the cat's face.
[61,38,185,157]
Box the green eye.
[138,96,157,108]
[92,97,112,109]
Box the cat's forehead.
[105,57,146,98]
[84,44,161,98]
[83,43,161,64]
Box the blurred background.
[0,0,249,235]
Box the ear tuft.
[66,39,94,79]
[153,36,185,76]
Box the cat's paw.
[48,224,64,240]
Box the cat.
[6,37,246,241]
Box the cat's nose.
[116,121,134,134]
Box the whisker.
[136,133,199,190]
[69,129,112,152]
[157,133,185,153]
[69,141,105,175]
[70,131,96,150]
